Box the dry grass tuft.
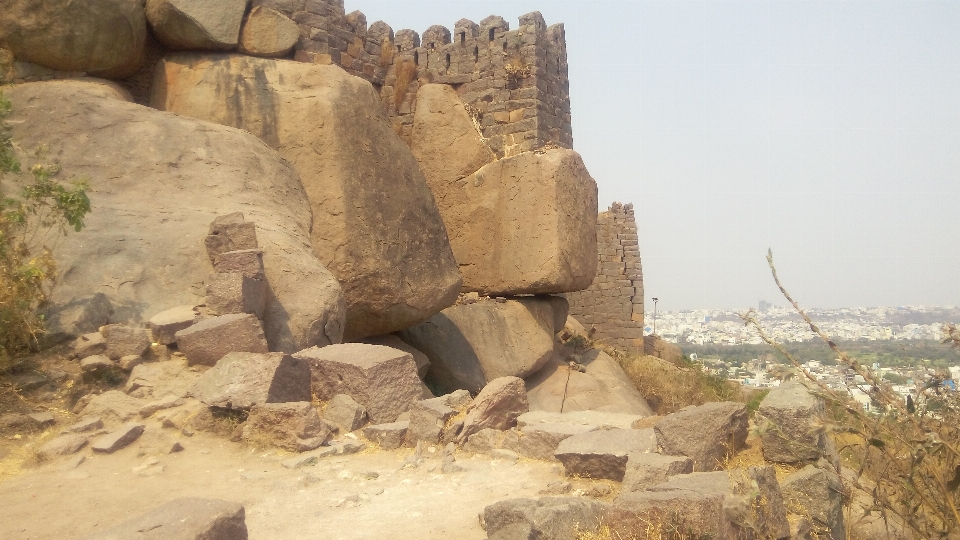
[393,60,417,112]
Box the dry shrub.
[379,39,395,69]
[393,59,417,111]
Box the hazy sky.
[352,0,960,312]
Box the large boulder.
[437,149,598,296]
[757,382,826,464]
[409,84,496,200]
[293,343,423,424]
[145,0,247,51]
[654,401,749,472]
[0,0,145,78]
[76,498,247,540]
[151,54,461,340]
[398,297,564,394]
[5,80,345,353]
[238,6,299,58]
[607,467,790,540]
[526,349,653,416]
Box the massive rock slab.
[146,0,247,51]
[437,149,598,296]
[151,54,461,340]
[5,80,345,353]
[526,349,653,416]
[239,6,299,58]
[0,0,145,78]
[398,297,564,394]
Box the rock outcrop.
[5,80,345,353]
[151,54,461,340]
[438,149,598,296]
[398,297,565,394]
[0,0,145,78]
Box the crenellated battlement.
[253,0,572,157]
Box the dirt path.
[0,428,572,540]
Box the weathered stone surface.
[406,398,457,446]
[757,382,826,464]
[119,355,145,372]
[187,352,311,410]
[239,7,299,58]
[64,417,104,434]
[357,334,430,378]
[146,0,246,50]
[781,465,845,540]
[5,81,344,352]
[436,149,597,296]
[517,410,645,431]
[655,401,749,472]
[37,434,88,460]
[204,213,258,260]
[73,332,107,358]
[513,423,596,461]
[481,497,607,540]
[362,421,409,450]
[76,497,247,540]
[140,395,185,418]
[398,297,563,394]
[607,467,790,540]
[92,422,146,453]
[409,84,496,205]
[323,394,368,433]
[294,344,422,423]
[0,0,145,78]
[152,54,460,340]
[81,391,144,423]
[459,377,529,442]
[27,412,55,428]
[621,453,694,493]
[488,522,537,540]
[213,250,265,280]
[176,314,269,366]
[526,349,653,416]
[205,273,267,319]
[242,402,332,452]
[80,354,116,372]
[125,360,198,399]
[554,428,657,481]
[147,305,197,345]
[101,324,151,360]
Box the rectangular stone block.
[213,250,265,280]
[205,273,267,320]
[175,313,269,366]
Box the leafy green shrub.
[0,90,90,371]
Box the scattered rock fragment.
[92,422,146,453]
[37,434,88,460]
[148,305,197,345]
[118,355,144,371]
[554,428,658,481]
[654,401,748,472]
[187,352,311,410]
[757,382,827,464]
[781,465,845,540]
[481,497,607,540]
[459,376,529,442]
[80,391,144,423]
[205,272,267,319]
[73,332,106,358]
[140,395,185,418]
[75,497,247,540]
[621,453,694,493]
[204,213,258,260]
[407,397,457,446]
[323,394,368,433]
[361,421,409,450]
[101,324,152,360]
[242,402,332,452]
[80,355,116,372]
[64,416,104,434]
[175,313,269,366]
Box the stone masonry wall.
[565,203,644,350]
[252,0,572,158]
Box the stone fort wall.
[565,203,645,350]
[253,0,572,158]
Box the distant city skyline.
[353,1,960,311]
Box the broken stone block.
[27,412,55,428]
[515,422,597,461]
[357,334,431,378]
[204,213,258,261]
[459,376,529,442]
[323,394,368,433]
[406,397,457,446]
[654,401,749,472]
[80,354,116,372]
[281,446,339,469]
[118,355,144,372]
[137,429,185,456]
[125,360,198,400]
[213,249,265,279]
[64,416,103,434]
[187,352,311,410]
[75,497,247,540]
[148,305,197,345]
[606,466,790,540]
[554,428,658,481]
[140,395,185,418]
[205,272,267,319]
[757,382,826,464]
[92,422,146,453]
[37,434,88,460]
[80,391,144,423]
[361,421,409,450]
[73,332,106,358]
[621,453,694,493]
[781,465,845,540]
[242,402,332,452]
[293,343,422,424]
[481,497,607,540]
[101,324,152,360]
[175,313,269,366]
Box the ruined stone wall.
[565,203,644,350]
[253,0,572,158]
